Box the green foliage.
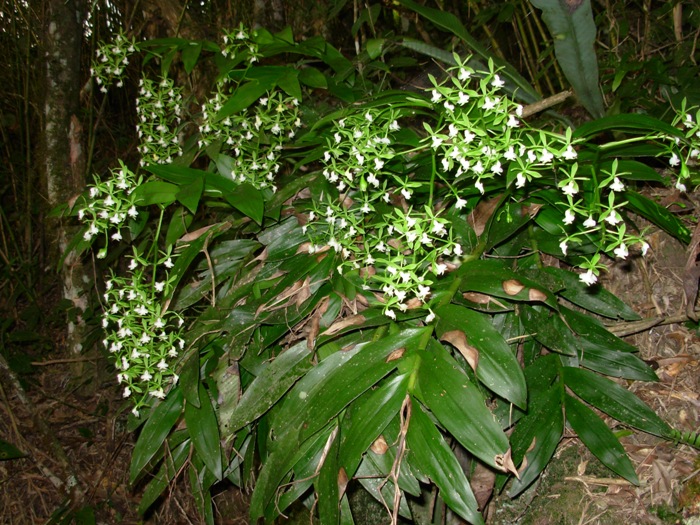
[529,0,605,117]
[72,17,700,525]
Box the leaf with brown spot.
[521,202,543,219]
[463,292,493,305]
[294,276,312,309]
[370,435,389,455]
[440,330,479,371]
[337,467,349,500]
[528,288,548,302]
[462,292,509,310]
[386,348,405,362]
[178,224,218,243]
[468,196,501,237]
[503,279,525,296]
[405,297,422,310]
[322,314,367,336]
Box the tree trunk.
[41,0,88,357]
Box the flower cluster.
[198,90,301,191]
[77,161,185,415]
[425,58,578,199]
[319,108,400,197]
[78,162,140,258]
[557,160,649,285]
[670,104,700,192]
[136,76,184,166]
[91,30,136,92]
[304,197,459,318]
[101,253,183,417]
[220,24,262,65]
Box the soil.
[1,192,699,525]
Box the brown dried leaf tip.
[495,448,519,478]
[440,330,479,371]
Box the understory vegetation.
[2,1,700,523]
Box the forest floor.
[1,188,699,525]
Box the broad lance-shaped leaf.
[406,398,484,525]
[529,0,605,118]
[508,386,564,497]
[316,427,341,525]
[397,0,539,104]
[456,259,559,310]
[415,342,516,475]
[563,367,673,439]
[565,394,639,485]
[138,435,190,515]
[185,381,223,481]
[249,328,429,520]
[130,387,183,484]
[435,304,527,408]
[338,373,411,477]
[227,341,313,434]
[543,267,640,320]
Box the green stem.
[428,151,436,209]
[597,134,665,150]
[150,206,166,289]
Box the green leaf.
[365,38,384,59]
[457,260,559,310]
[176,175,204,214]
[544,267,640,320]
[169,222,231,301]
[559,306,638,353]
[298,66,328,89]
[508,386,564,497]
[165,206,193,246]
[563,367,673,439]
[188,459,216,525]
[573,113,684,140]
[406,399,484,525]
[138,436,190,514]
[520,305,578,356]
[181,41,203,74]
[0,439,26,460]
[185,382,223,480]
[217,80,271,120]
[397,0,539,103]
[434,304,526,408]
[577,342,657,381]
[316,427,341,525]
[145,163,206,185]
[130,387,183,484]
[250,328,429,520]
[227,341,313,434]
[277,69,302,100]
[339,373,411,477]
[205,173,264,225]
[179,351,201,408]
[565,394,639,485]
[213,359,241,439]
[625,191,691,244]
[529,0,605,117]
[131,180,179,206]
[415,342,511,472]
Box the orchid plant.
[72,24,698,524]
